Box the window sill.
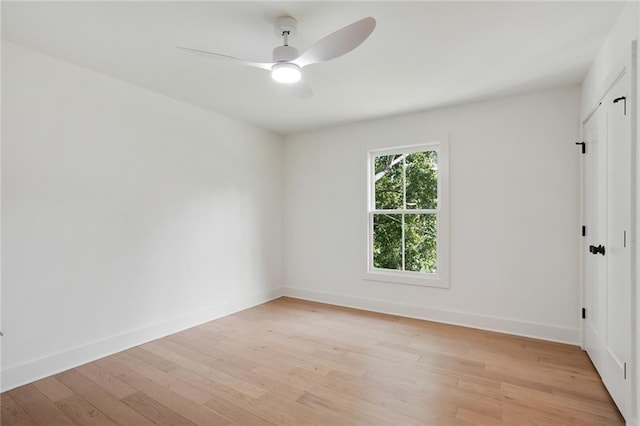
[363,269,449,288]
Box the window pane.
[405,150,438,209]
[404,213,437,273]
[374,154,404,209]
[373,214,402,270]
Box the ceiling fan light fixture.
[271,63,301,83]
[178,15,376,99]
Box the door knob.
[589,245,605,255]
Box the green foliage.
[373,151,438,273]
[373,214,402,269]
[406,151,438,209]
[375,155,403,209]
[404,213,437,272]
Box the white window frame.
[364,141,449,288]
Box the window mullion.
[372,208,437,214]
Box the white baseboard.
[2,285,581,392]
[283,287,579,345]
[1,287,285,392]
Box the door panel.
[584,102,608,369]
[583,70,632,420]
[606,84,631,366]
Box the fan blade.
[176,46,274,71]
[293,17,376,68]
[283,81,313,99]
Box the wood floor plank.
[112,352,213,405]
[253,365,437,425]
[296,390,392,425]
[1,393,37,426]
[166,332,259,371]
[456,406,502,425]
[199,395,276,426]
[254,389,355,425]
[499,382,622,423]
[9,384,76,426]
[121,392,196,426]
[144,341,348,425]
[138,343,269,399]
[151,337,304,401]
[75,363,137,400]
[194,368,308,425]
[56,369,156,426]
[54,394,117,426]
[32,377,75,403]
[214,334,353,377]
[0,297,625,425]
[95,357,234,425]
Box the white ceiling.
[2,1,625,135]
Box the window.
[366,142,449,288]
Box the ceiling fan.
[176,16,376,98]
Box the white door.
[583,69,632,420]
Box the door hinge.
[581,226,586,237]
[624,362,627,379]
[581,308,586,319]
[575,141,586,154]
[613,96,627,115]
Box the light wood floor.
[1,297,624,425]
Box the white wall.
[1,41,284,391]
[580,3,639,423]
[284,87,581,344]
[581,2,638,118]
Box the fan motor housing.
[273,45,299,63]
